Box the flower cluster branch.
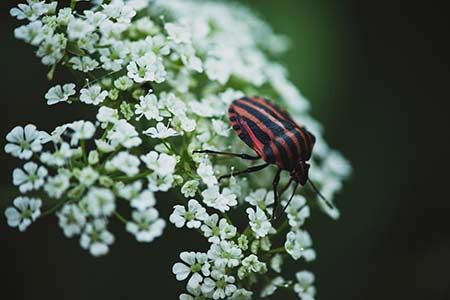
[4,1,351,299]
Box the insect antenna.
[308,179,335,210]
[277,182,299,219]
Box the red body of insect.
[195,96,326,218]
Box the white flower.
[83,10,106,26]
[106,151,140,176]
[100,43,129,71]
[69,56,99,72]
[108,119,142,148]
[69,120,96,146]
[207,240,242,268]
[205,58,231,85]
[85,187,115,217]
[117,181,143,199]
[40,143,73,167]
[211,119,230,137]
[140,151,177,176]
[260,276,285,298]
[285,195,310,228]
[102,1,136,23]
[80,219,114,256]
[14,21,45,45]
[172,252,210,289]
[270,254,283,273]
[147,173,173,192]
[181,180,199,198]
[228,289,253,300]
[10,2,51,21]
[130,190,155,211]
[113,75,133,91]
[201,270,237,300]
[45,83,76,105]
[294,271,316,300]
[5,124,44,159]
[245,188,274,214]
[246,207,274,238]
[200,214,236,244]
[144,122,178,139]
[169,199,208,229]
[67,18,94,40]
[4,196,42,231]
[126,53,166,83]
[13,162,47,193]
[80,85,108,105]
[285,230,316,261]
[196,161,218,187]
[37,34,67,66]
[44,173,70,199]
[241,254,267,274]
[177,115,196,132]
[135,93,162,121]
[201,186,237,213]
[97,106,119,125]
[57,204,87,237]
[165,23,191,44]
[126,208,166,242]
[78,166,99,186]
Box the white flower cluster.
[5,0,351,298]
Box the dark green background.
[1,1,449,299]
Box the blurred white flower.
[141,151,176,176]
[80,219,114,256]
[106,151,140,176]
[57,204,87,237]
[285,230,316,261]
[13,162,47,193]
[294,271,316,300]
[85,187,115,217]
[126,208,166,242]
[4,196,42,231]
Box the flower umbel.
[4,0,351,299]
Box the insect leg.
[277,182,299,219]
[278,177,293,198]
[271,169,282,219]
[218,163,269,181]
[193,149,260,160]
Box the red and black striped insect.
[194,96,333,218]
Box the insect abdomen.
[229,97,315,170]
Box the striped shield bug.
[194,96,334,219]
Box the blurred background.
[1,0,449,299]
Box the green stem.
[113,211,127,224]
[70,0,77,10]
[41,199,68,217]
[269,247,286,254]
[113,170,152,182]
